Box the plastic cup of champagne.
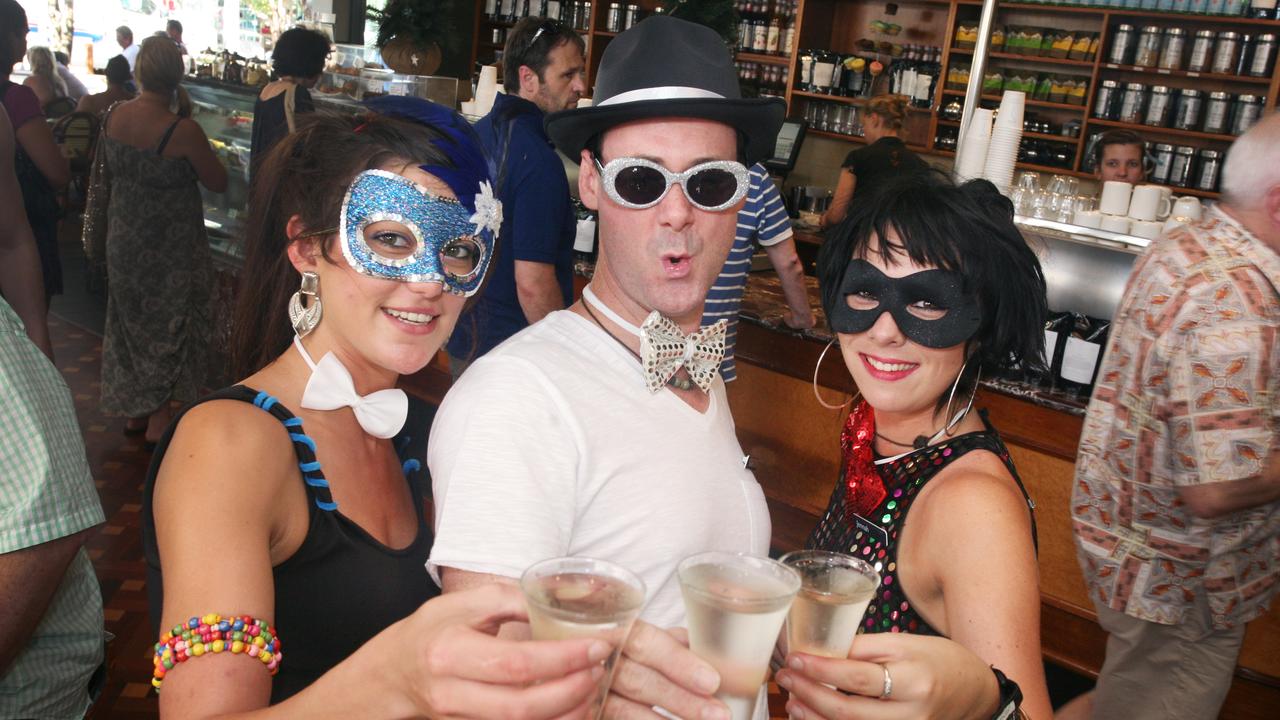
[520,557,647,720]
[677,552,802,720]
[779,550,880,660]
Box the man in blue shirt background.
[447,18,587,376]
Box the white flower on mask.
[470,181,502,239]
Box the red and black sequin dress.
[805,402,1036,636]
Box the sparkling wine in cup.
[520,557,646,720]
[678,552,801,720]
[780,550,880,659]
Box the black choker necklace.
[580,301,696,391]
[876,430,934,450]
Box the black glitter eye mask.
[830,259,982,348]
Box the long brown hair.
[230,111,457,379]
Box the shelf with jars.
[1098,62,1272,83]
[937,1,1280,195]
[1087,117,1241,141]
[958,1,1280,25]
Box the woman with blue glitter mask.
[774,172,1055,720]
[139,99,609,718]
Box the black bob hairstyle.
[271,27,331,80]
[816,171,1048,399]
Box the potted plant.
[366,0,456,75]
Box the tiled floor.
[43,313,159,720]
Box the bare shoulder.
[912,450,1033,544]
[173,115,211,145]
[156,398,297,501]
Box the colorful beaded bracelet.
[152,614,282,692]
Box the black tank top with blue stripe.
[141,385,439,703]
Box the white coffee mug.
[1130,220,1164,239]
[1100,213,1131,234]
[1172,196,1203,221]
[1073,209,1103,228]
[1128,185,1174,222]
[1154,185,1174,218]
[1099,181,1133,216]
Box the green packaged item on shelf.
[983,70,1005,94]
[1034,75,1054,101]
[1008,71,1037,95]
[1006,26,1026,55]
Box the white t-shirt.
[428,310,772,628]
[121,44,140,71]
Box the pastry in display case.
[317,43,386,100]
[186,82,254,257]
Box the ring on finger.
[878,663,893,700]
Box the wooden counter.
[729,271,1279,718]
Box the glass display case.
[187,81,255,259]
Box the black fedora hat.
[544,15,785,165]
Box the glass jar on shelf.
[1158,28,1186,71]
[1134,26,1162,68]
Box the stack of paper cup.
[954,108,993,181]
[475,65,500,116]
[982,91,1025,193]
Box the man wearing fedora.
[428,16,774,718]
[426,16,1015,720]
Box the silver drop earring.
[288,271,322,337]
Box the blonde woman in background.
[22,45,66,107]
[99,35,227,444]
[820,94,929,229]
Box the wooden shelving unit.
[471,1,1280,199]
[941,89,1087,111]
[950,46,1099,68]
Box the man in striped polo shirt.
[702,162,814,381]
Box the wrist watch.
[989,666,1023,720]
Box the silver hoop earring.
[942,360,981,436]
[288,271,322,337]
[812,338,860,410]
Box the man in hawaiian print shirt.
[1070,113,1280,720]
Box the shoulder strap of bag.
[284,82,298,135]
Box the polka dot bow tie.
[639,312,728,394]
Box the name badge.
[851,513,889,549]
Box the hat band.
[596,86,726,107]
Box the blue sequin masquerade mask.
[337,169,499,297]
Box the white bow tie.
[294,337,408,439]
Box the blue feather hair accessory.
[363,96,502,239]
